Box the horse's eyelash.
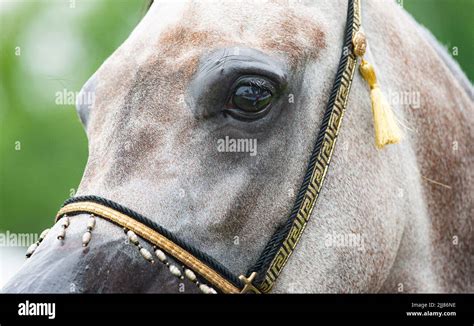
[247,79,273,92]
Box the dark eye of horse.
[226,76,276,121]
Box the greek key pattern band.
[257,0,362,293]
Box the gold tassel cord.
[359,59,403,149]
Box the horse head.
[4,0,473,293]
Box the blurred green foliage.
[0,0,472,233]
[0,0,149,233]
[404,0,473,80]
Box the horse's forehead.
[143,0,327,66]
[86,0,332,152]
[88,1,329,126]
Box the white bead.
[82,231,92,247]
[127,230,139,245]
[184,269,197,282]
[87,216,96,230]
[209,288,217,294]
[140,247,154,262]
[169,264,181,277]
[199,284,213,294]
[61,216,69,228]
[26,243,38,257]
[57,228,66,240]
[39,228,50,241]
[154,249,167,262]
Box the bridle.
[56,0,364,294]
[32,0,366,294]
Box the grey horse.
[3,0,473,293]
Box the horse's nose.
[1,215,202,293]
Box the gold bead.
[352,30,367,57]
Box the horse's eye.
[226,76,276,121]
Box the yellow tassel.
[359,59,402,149]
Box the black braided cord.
[249,0,356,285]
[60,195,243,289]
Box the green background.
[1,0,473,233]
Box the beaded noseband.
[27,0,366,294]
